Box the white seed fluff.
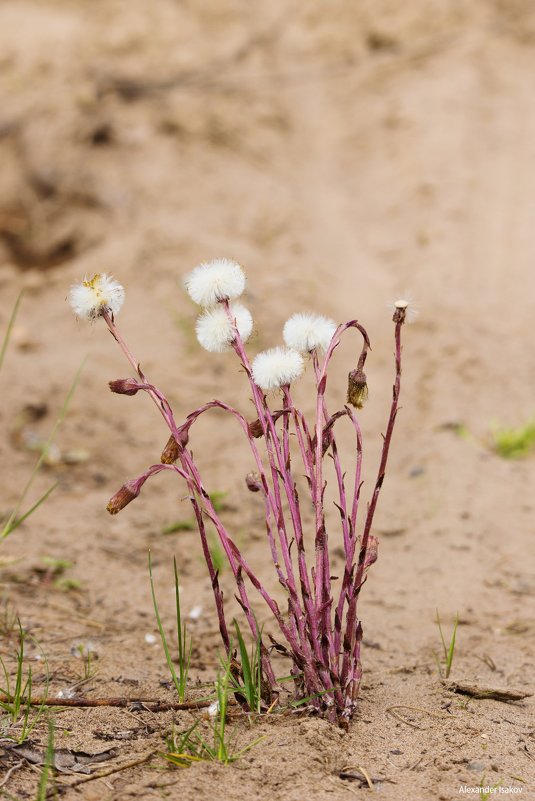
[251,347,304,391]
[184,258,246,306]
[208,700,220,718]
[195,303,253,353]
[390,293,419,323]
[69,273,125,320]
[283,312,337,353]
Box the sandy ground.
[1,1,534,799]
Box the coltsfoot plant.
[68,262,410,724]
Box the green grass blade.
[1,358,86,541]
[234,735,267,758]
[0,290,24,374]
[435,609,448,663]
[492,420,535,459]
[37,717,56,801]
[148,551,180,696]
[445,614,459,679]
[13,621,25,721]
[290,688,333,707]
[2,483,58,540]
[161,519,195,534]
[233,620,253,710]
[173,556,190,702]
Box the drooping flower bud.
[160,428,189,464]
[248,419,264,438]
[160,434,180,465]
[245,471,262,492]
[347,369,368,409]
[106,480,140,515]
[108,378,141,396]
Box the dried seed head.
[245,471,262,492]
[347,369,368,409]
[248,418,264,438]
[106,480,140,515]
[108,378,141,396]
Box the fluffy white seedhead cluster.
[69,274,125,320]
[195,303,253,353]
[283,312,337,354]
[252,347,304,391]
[184,259,246,307]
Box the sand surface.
[0,1,534,799]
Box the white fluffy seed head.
[184,258,246,307]
[251,347,304,391]
[195,303,253,353]
[283,312,337,353]
[69,274,125,320]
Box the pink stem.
[340,319,403,692]
[101,312,232,653]
[228,311,340,705]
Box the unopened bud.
[245,471,262,492]
[248,419,264,438]
[160,428,189,464]
[107,480,140,515]
[347,369,368,409]
[108,378,141,396]
[161,434,179,464]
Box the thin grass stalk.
[0,290,24,374]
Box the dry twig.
[442,680,532,702]
[0,694,234,712]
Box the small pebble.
[56,688,76,699]
[189,605,203,620]
[467,761,486,771]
